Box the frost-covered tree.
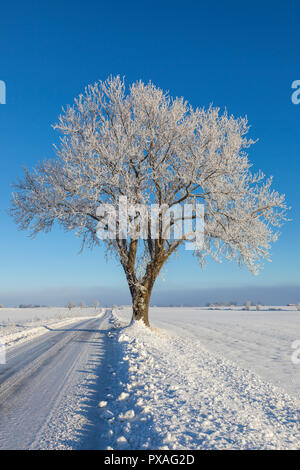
[93,300,99,310]
[67,301,75,311]
[10,76,287,327]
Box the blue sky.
[0,0,299,306]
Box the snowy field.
[139,306,300,399]
[0,307,101,348]
[97,306,300,450]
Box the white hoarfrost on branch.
[10,76,288,326]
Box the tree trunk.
[128,254,166,328]
[131,284,152,327]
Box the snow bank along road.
[0,311,113,449]
[97,308,300,450]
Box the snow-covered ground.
[116,306,300,398]
[97,306,300,450]
[1,305,300,449]
[0,307,101,349]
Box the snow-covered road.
[0,314,110,449]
